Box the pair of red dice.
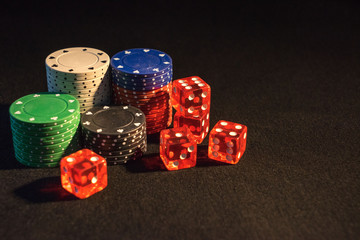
[160,76,247,171]
[159,120,248,171]
[172,76,211,144]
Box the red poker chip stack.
[111,83,173,134]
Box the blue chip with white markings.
[111,48,172,77]
[111,66,172,83]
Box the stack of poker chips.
[9,93,81,168]
[45,47,111,113]
[80,105,147,165]
[111,48,173,135]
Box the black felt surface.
[1,1,359,239]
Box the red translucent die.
[160,126,197,171]
[60,149,108,199]
[172,76,211,116]
[173,111,210,143]
[208,120,247,164]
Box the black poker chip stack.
[80,105,147,165]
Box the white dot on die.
[194,80,201,84]
[181,83,188,87]
[201,92,207,98]
[229,132,237,136]
[90,156,99,161]
[237,152,241,159]
[188,94,195,100]
[188,107,194,114]
[202,120,205,126]
[213,137,220,144]
[220,122,228,126]
[173,161,179,167]
[201,104,207,110]
[91,176,98,184]
[244,133,247,139]
[215,128,223,132]
[235,125,242,129]
[188,145,194,152]
[66,157,75,162]
[198,83,205,87]
[175,133,183,137]
[191,77,197,81]
[180,153,187,160]
[178,80,184,83]
[185,86,192,90]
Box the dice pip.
[60,149,108,199]
[160,126,197,171]
[208,120,247,164]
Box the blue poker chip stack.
[111,48,173,134]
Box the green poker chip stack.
[9,93,81,168]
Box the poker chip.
[45,47,111,113]
[112,74,173,90]
[111,48,173,134]
[111,48,172,77]
[112,70,172,84]
[83,127,145,143]
[86,138,147,153]
[112,83,171,96]
[115,92,170,103]
[9,93,81,167]
[80,105,147,164]
[10,115,80,133]
[105,149,144,165]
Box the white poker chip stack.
[45,47,111,113]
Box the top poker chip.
[9,93,80,125]
[111,48,172,77]
[81,105,146,136]
[45,47,110,76]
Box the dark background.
[1,1,359,239]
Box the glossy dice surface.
[172,76,211,116]
[208,120,247,164]
[173,111,210,143]
[60,149,108,199]
[160,126,197,171]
